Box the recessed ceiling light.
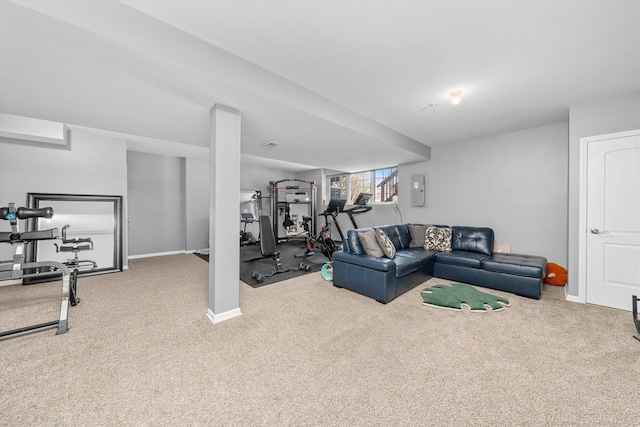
[450,90,462,105]
[261,141,278,149]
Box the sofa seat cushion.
[435,250,487,268]
[395,248,438,263]
[393,255,425,278]
[333,250,397,272]
[481,254,547,279]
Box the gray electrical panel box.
[411,174,426,207]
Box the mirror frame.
[25,192,123,277]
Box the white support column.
[206,104,241,324]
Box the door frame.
[577,129,640,304]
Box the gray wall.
[398,122,569,267]
[127,151,186,256]
[566,91,640,298]
[186,157,209,251]
[240,164,293,193]
[0,129,129,266]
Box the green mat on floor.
[420,283,510,312]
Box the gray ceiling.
[1,0,639,173]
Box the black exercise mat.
[194,241,331,288]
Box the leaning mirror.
[25,193,123,280]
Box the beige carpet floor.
[1,254,638,426]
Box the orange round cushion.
[545,262,568,286]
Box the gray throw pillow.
[375,229,396,259]
[424,226,452,251]
[408,225,427,248]
[358,229,384,258]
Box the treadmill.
[343,193,373,229]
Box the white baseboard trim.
[0,279,22,287]
[206,308,242,324]
[128,250,186,260]
[565,295,585,304]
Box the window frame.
[327,166,398,205]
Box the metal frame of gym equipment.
[240,191,262,246]
[319,199,347,242]
[633,295,640,342]
[0,203,79,338]
[269,179,317,243]
[322,193,372,242]
[54,224,98,271]
[343,192,373,229]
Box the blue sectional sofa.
[332,224,547,303]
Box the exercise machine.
[245,215,310,283]
[343,192,373,229]
[633,295,640,342]
[0,203,79,337]
[269,179,317,243]
[319,199,347,242]
[54,224,97,271]
[295,215,338,261]
[240,212,258,246]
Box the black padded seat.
[259,215,279,257]
[17,229,59,241]
[59,244,92,252]
[481,253,546,278]
[435,250,488,268]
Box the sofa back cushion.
[451,226,494,255]
[425,226,452,251]
[357,229,385,258]
[375,229,396,259]
[346,229,368,255]
[408,224,427,248]
[374,224,411,250]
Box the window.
[329,175,347,200]
[349,171,372,203]
[327,167,398,203]
[374,167,398,203]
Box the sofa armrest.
[332,250,396,272]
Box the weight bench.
[0,203,79,337]
[245,215,309,283]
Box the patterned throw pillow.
[357,229,384,258]
[424,226,452,251]
[375,229,396,259]
[408,225,427,248]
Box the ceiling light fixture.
[420,103,438,113]
[450,90,462,105]
[261,141,278,149]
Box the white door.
[586,131,640,311]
